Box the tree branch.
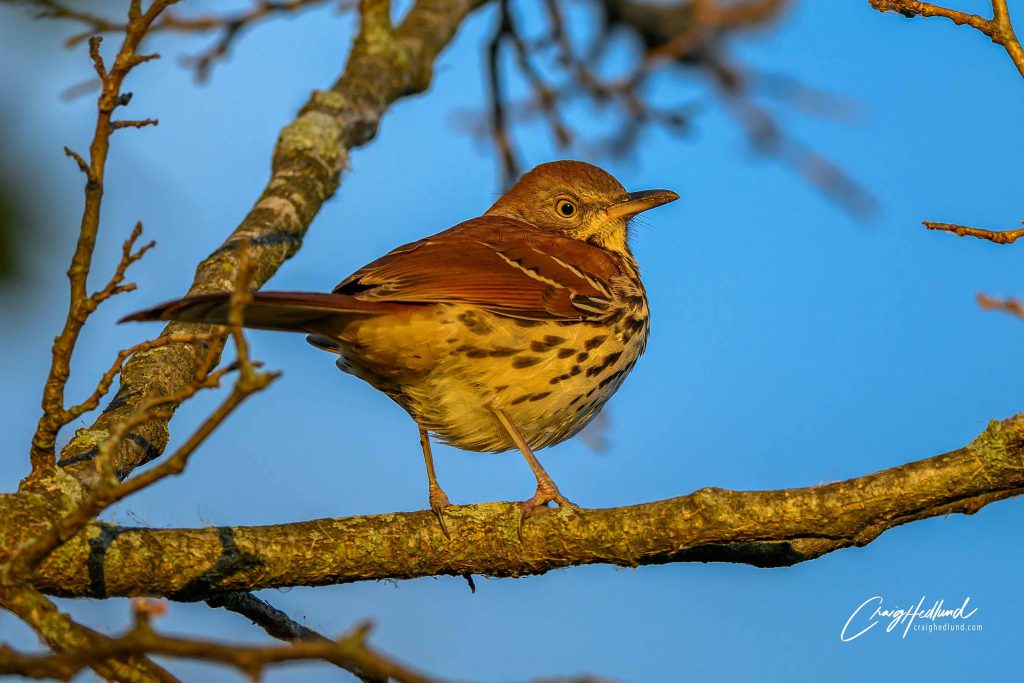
[205,591,387,683]
[4,246,277,681]
[18,413,1022,598]
[870,0,1024,79]
[924,220,1024,244]
[9,247,275,581]
[482,0,875,216]
[875,1,1024,255]
[57,0,486,489]
[0,585,177,682]
[37,0,343,81]
[977,293,1024,319]
[207,592,327,643]
[29,1,177,478]
[0,600,440,683]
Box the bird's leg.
[419,427,451,538]
[491,408,579,540]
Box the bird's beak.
[605,189,680,221]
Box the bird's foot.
[429,485,452,539]
[518,480,580,541]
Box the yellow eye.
[555,199,577,218]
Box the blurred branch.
[20,413,1024,597]
[33,0,343,81]
[870,0,1024,79]
[0,600,440,683]
[707,57,877,217]
[57,0,486,489]
[486,0,520,186]
[0,585,177,682]
[977,293,1024,319]
[478,0,875,216]
[206,591,387,683]
[924,220,1024,244]
[605,0,874,216]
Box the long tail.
[120,291,417,333]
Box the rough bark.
[8,413,1017,599]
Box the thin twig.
[37,0,343,81]
[63,333,216,423]
[977,293,1024,319]
[112,118,160,129]
[29,1,178,477]
[924,220,1024,244]
[93,222,156,303]
[874,2,1024,318]
[870,0,1024,79]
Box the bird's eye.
[555,199,577,218]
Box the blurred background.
[0,0,1021,680]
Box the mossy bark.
[7,413,1019,599]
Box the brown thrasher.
[124,160,678,536]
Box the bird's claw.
[429,486,452,539]
[517,481,579,541]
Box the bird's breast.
[339,295,648,453]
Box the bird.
[122,160,678,537]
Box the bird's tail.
[120,291,416,334]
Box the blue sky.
[0,1,1021,680]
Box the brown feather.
[334,216,623,321]
[120,291,419,333]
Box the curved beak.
[606,189,680,221]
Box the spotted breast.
[323,218,650,453]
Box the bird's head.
[485,160,679,256]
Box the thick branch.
[58,0,485,488]
[23,413,1024,598]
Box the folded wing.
[334,216,623,321]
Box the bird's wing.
[333,216,623,321]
